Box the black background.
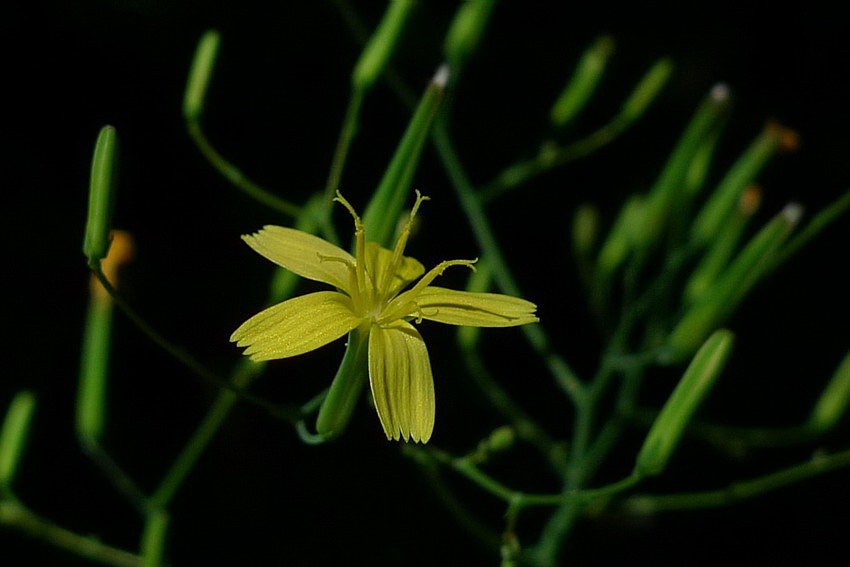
[3,1,850,565]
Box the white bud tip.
[433,64,450,88]
[710,82,730,102]
[781,202,804,226]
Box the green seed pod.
[683,185,761,305]
[443,0,498,72]
[362,65,446,247]
[619,58,673,124]
[352,0,417,91]
[183,29,221,122]
[83,126,119,267]
[663,203,800,364]
[636,330,734,477]
[808,350,850,433]
[596,195,644,281]
[0,391,37,493]
[691,122,794,246]
[637,83,731,251]
[549,35,615,128]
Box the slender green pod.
[443,0,498,73]
[636,83,731,251]
[183,29,220,121]
[593,194,644,309]
[362,66,447,247]
[618,58,673,125]
[774,188,850,269]
[83,126,119,267]
[0,391,37,494]
[77,232,134,443]
[636,330,735,477]
[352,0,417,91]
[664,203,801,363]
[549,35,615,128]
[807,350,850,433]
[683,185,761,304]
[691,122,796,246]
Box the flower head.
[231,192,538,442]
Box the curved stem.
[90,267,301,421]
[187,120,301,218]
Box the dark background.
[3,1,849,565]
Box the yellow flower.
[231,192,538,443]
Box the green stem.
[418,446,640,507]
[320,89,365,244]
[139,510,169,567]
[629,408,818,449]
[148,365,255,509]
[623,447,850,513]
[187,120,301,218]
[432,117,584,404]
[91,268,301,421]
[0,499,140,567]
[405,446,501,553]
[481,123,625,203]
[79,438,148,514]
[460,345,565,474]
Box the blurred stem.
[0,500,140,567]
[623,447,850,513]
[90,267,301,420]
[186,120,301,218]
[460,344,566,474]
[79,439,148,514]
[432,116,584,405]
[481,58,672,204]
[149,363,256,509]
[405,446,502,553]
[320,89,365,245]
[480,124,626,203]
[772,188,850,269]
[628,408,819,449]
[414,446,640,507]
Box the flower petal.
[368,321,435,443]
[415,286,539,327]
[242,226,355,292]
[231,291,361,361]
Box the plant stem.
[432,117,584,404]
[623,447,850,513]
[187,120,301,218]
[320,88,365,245]
[0,499,140,567]
[149,364,255,510]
